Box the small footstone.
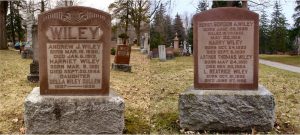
[179,85,275,132]
[24,87,125,134]
[112,63,132,72]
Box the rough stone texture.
[112,63,131,72]
[179,85,275,132]
[24,87,125,134]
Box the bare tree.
[0,1,8,50]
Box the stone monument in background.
[141,33,149,54]
[24,6,124,134]
[173,33,179,51]
[21,12,34,59]
[179,7,275,132]
[27,25,39,82]
[112,44,132,72]
[158,45,166,61]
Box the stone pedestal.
[112,63,132,72]
[24,87,125,134]
[179,85,275,132]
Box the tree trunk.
[9,2,16,45]
[0,1,8,50]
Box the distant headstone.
[24,6,124,134]
[27,25,39,82]
[141,33,149,54]
[21,12,35,59]
[183,41,187,53]
[166,47,174,60]
[112,45,132,72]
[158,45,166,61]
[140,36,144,49]
[173,33,179,50]
[114,45,131,64]
[151,48,159,58]
[179,7,275,132]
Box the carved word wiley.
[46,26,103,41]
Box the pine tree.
[173,13,185,43]
[6,1,26,45]
[164,15,173,46]
[293,0,300,27]
[151,4,166,48]
[153,4,166,42]
[196,0,208,13]
[259,9,270,54]
[269,1,288,53]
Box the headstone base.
[166,54,175,60]
[24,87,125,134]
[112,63,131,72]
[27,74,39,83]
[179,85,275,132]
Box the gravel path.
[259,59,300,74]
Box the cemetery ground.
[260,54,300,67]
[0,48,299,134]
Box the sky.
[79,0,296,28]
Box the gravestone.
[183,41,187,53]
[179,7,275,132]
[141,33,149,54]
[140,35,144,49]
[24,6,124,134]
[166,47,174,60]
[173,33,179,51]
[21,12,34,59]
[151,48,159,58]
[27,25,39,82]
[158,45,166,61]
[112,44,132,72]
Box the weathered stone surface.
[111,63,131,72]
[179,85,275,132]
[24,87,125,134]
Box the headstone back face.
[114,45,131,64]
[38,6,111,95]
[193,7,259,90]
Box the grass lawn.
[260,54,300,67]
[0,49,299,134]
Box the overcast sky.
[78,0,296,27]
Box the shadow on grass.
[124,110,150,134]
[151,112,180,133]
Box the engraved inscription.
[47,43,103,89]
[198,21,254,84]
[46,26,102,41]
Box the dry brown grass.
[0,49,299,134]
[0,49,38,134]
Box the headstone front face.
[158,45,166,61]
[114,45,131,64]
[38,6,111,95]
[193,7,258,90]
